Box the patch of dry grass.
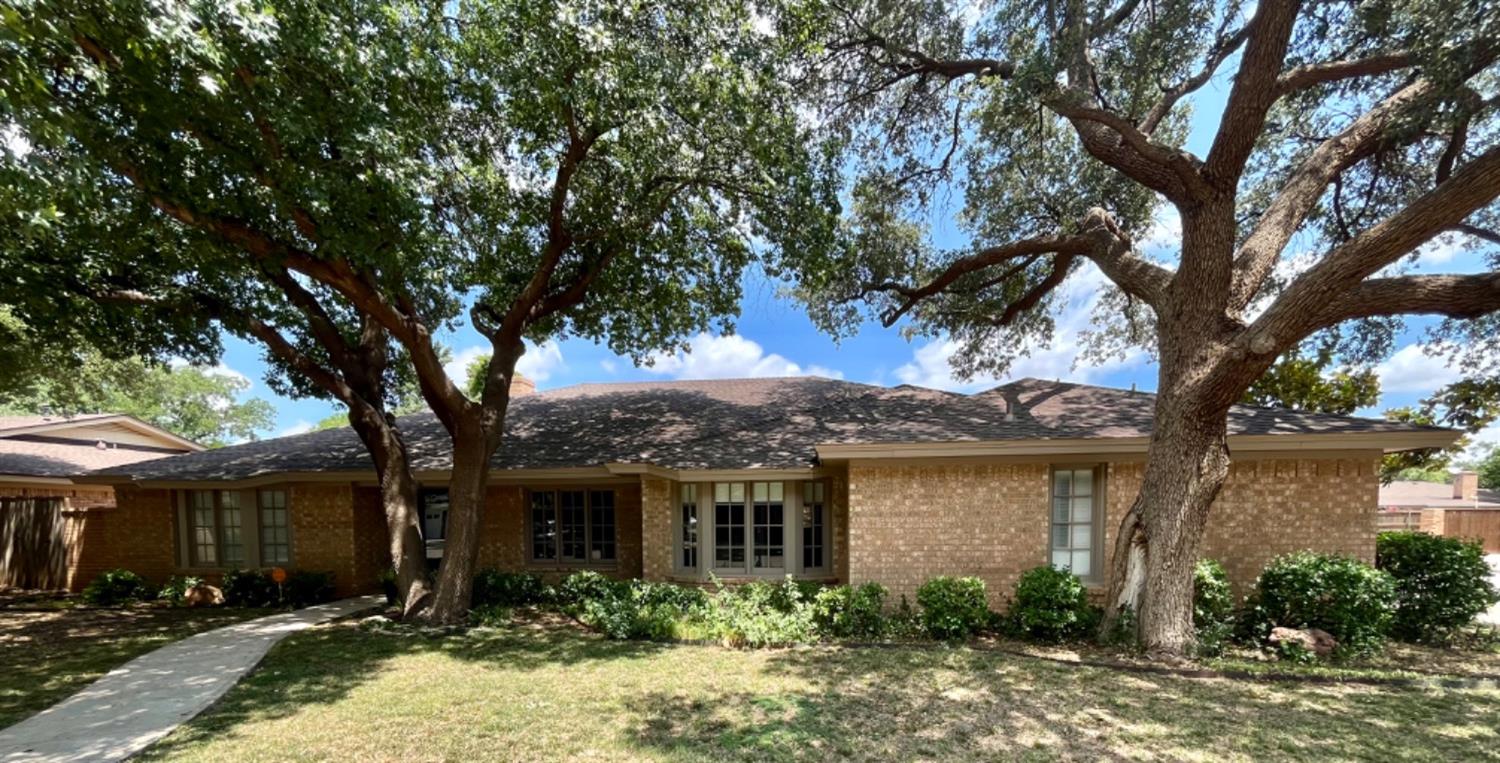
[139,620,1500,762]
[0,598,267,729]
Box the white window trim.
[1048,465,1106,584]
[674,479,832,580]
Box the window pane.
[1052,497,1070,523]
[589,490,615,561]
[258,490,289,565]
[190,491,217,565]
[1073,469,1093,496]
[220,491,243,566]
[531,491,556,560]
[1052,550,1070,569]
[1071,524,1092,548]
[1071,551,1092,577]
[752,482,784,569]
[802,481,825,572]
[1053,470,1072,496]
[1071,497,1093,523]
[558,491,587,561]
[1052,525,1069,548]
[715,484,746,569]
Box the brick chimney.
[1453,471,1479,501]
[510,373,536,398]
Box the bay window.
[680,479,830,579]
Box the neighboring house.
[1379,473,1500,552]
[78,377,1454,603]
[0,414,203,589]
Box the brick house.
[77,378,1454,604]
[0,414,203,589]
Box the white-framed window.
[801,481,826,572]
[259,489,290,565]
[189,491,218,566]
[680,479,829,578]
[679,484,699,571]
[1050,467,1101,580]
[530,488,616,566]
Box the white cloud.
[599,359,618,374]
[643,333,843,380]
[1140,204,1181,252]
[2,124,29,158]
[1376,344,1462,393]
[893,262,1147,392]
[278,420,315,438]
[445,340,566,388]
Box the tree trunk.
[346,406,429,615]
[1102,372,1236,657]
[421,416,498,624]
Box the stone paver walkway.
[0,596,382,763]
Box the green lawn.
[0,598,267,729]
[138,617,1500,762]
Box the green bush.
[158,575,203,606]
[82,568,154,606]
[472,570,548,607]
[917,576,992,641]
[469,603,513,627]
[704,578,818,647]
[572,579,707,641]
[1244,552,1397,656]
[1193,559,1236,656]
[283,570,336,608]
[1377,531,1500,642]
[557,570,616,611]
[812,583,888,640]
[222,569,277,607]
[1006,567,1097,642]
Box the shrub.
[917,576,992,641]
[1377,531,1500,642]
[1193,559,1236,656]
[283,570,336,608]
[158,575,203,606]
[377,568,400,605]
[222,569,277,607]
[1006,567,1098,642]
[1244,552,1397,656]
[82,569,153,606]
[557,570,615,611]
[472,570,548,607]
[812,583,888,640]
[469,603,514,627]
[704,578,818,647]
[572,579,706,641]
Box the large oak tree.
[1,0,838,622]
[791,0,1500,655]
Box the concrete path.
[1483,554,1500,627]
[0,596,382,763]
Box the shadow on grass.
[139,620,1500,761]
[628,645,1500,761]
[139,620,672,759]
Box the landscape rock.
[1268,626,1337,657]
[183,583,225,607]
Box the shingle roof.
[1379,480,1500,509]
[0,413,199,479]
[92,377,1451,483]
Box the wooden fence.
[1376,510,1423,532]
[0,496,69,589]
[1439,509,1500,554]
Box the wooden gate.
[0,496,69,589]
[1441,509,1500,554]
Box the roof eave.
[816,430,1460,461]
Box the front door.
[421,488,449,560]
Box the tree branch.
[1275,51,1416,94]
[1318,273,1500,324]
[1229,78,1436,311]
[1204,0,1302,188]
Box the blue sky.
[211,54,1498,453]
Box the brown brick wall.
[1107,457,1379,595]
[641,477,673,581]
[848,455,1381,608]
[476,482,644,582]
[351,487,394,591]
[289,484,371,597]
[62,485,177,590]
